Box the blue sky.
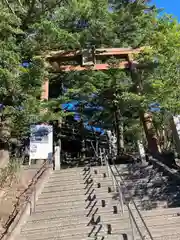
[152,0,180,20]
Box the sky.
[151,0,180,20]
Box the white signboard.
[30,124,53,160]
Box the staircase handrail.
[0,159,52,240]
[106,159,154,240]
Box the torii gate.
[41,47,159,154]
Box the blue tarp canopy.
[61,101,103,112]
[62,101,105,135]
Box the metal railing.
[104,155,154,240]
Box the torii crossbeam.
[41,47,143,99]
[44,47,143,73]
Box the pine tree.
[2,0,180,161]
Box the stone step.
[43,184,113,194]
[106,213,180,228]
[120,176,169,186]
[37,190,86,202]
[23,217,89,231]
[53,167,86,174]
[145,233,180,240]
[34,198,121,213]
[115,171,162,180]
[115,170,165,179]
[129,200,167,210]
[28,206,123,222]
[21,230,132,240]
[139,207,180,217]
[93,173,167,185]
[43,182,107,192]
[47,177,89,185]
[23,211,180,234]
[123,178,179,187]
[109,220,180,237]
[95,186,167,199]
[45,181,110,192]
[35,193,167,212]
[43,185,86,192]
[126,189,179,200]
[22,218,180,240]
[48,175,85,182]
[41,187,85,195]
[32,197,122,214]
[28,234,133,240]
[35,198,87,210]
[45,179,112,189]
[37,189,112,201]
[58,234,132,240]
[81,190,168,207]
[44,180,111,189]
[24,216,129,233]
[49,170,87,177]
[52,171,91,179]
[21,223,107,239]
[113,164,152,172]
[33,206,124,219]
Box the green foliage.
[0,1,68,145]
[1,0,180,153]
[0,158,21,187]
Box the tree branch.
[21,0,36,30]
[4,0,15,15]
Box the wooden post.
[41,78,49,100]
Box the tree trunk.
[114,105,124,155]
[128,57,160,155]
[140,111,161,154]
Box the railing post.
[118,185,124,215]
[129,206,135,240]
[105,157,110,178]
[107,160,117,193]
[99,148,103,166]
[55,145,61,170]
[111,170,116,192]
[33,184,36,213]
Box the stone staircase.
[114,162,180,239]
[17,162,180,240]
[18,166,132,240]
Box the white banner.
[30,124,53,160]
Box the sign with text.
[30,124,53,160]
